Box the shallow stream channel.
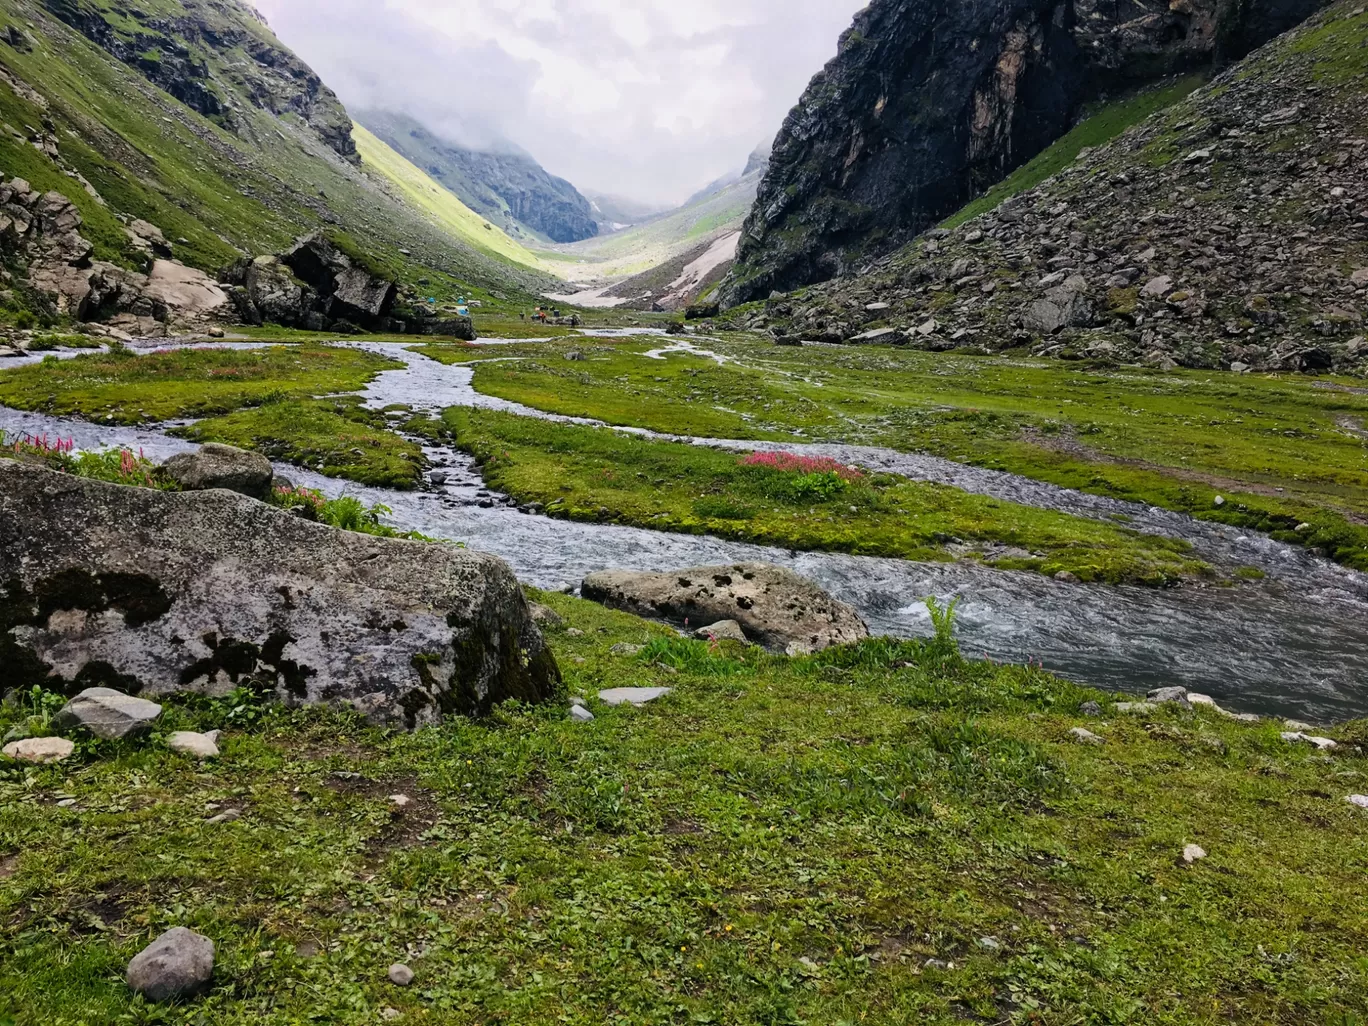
[3,336,1367,723]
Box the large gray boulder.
[54,687,163,740]
[0,462,560,727]
[582,562,869,656]
[162,443,273,501]
[126,928,215,1002]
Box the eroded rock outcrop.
[40,0,358,162]
[721,0,1330,306]
[221,235,476,338]
[0,173,231,334]
[582,563,869,656]
[0,462,559,726]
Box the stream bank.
[3,338,1366,722]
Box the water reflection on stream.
[2,337,1366,723]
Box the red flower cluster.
[739,451,864,481]
[13,433,76,455]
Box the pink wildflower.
[740,451,864,481]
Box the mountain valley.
[2,0,1368,1022]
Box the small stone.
[388,963,414,987]
[693,620,748,644]
[1142,275,1175,298]
[1182,844,1207,864]
[126,927,215,1002]
[598,687,672,707]
[54,688,163,741]
[569,706,595,723]
[566,628,586,638]
[1281,732,1338,751]
[1115,702,1158,714]
[1070,727,1104,745]
[389,795,411,808]
[2,736,75,764]
[1183,148,1212,163]
[1054,571,1080,583]
[205,809,241,825]
[977,936,1001,950]
[1080,701,1103,717]
[381,1010,402,1021]
[1147,687,1191,708]
[609,643,644,657]
[1347,795,1368,809]
[528,602,563,629]
[56,798,78,808]
[1213,495,1226,508]
[569,696,587,709]
[167,732,219,760]
[1284,719,1315,732]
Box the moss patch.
[445,407,1209,586]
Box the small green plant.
[270,485,441,542]
[925,595,963,666]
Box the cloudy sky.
[253,0,868,206]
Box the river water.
[2,337,1366,723]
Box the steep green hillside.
[351,124,557,275]
[357,109,599,245]
[0,0,554,325]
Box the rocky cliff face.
[39,0,357,162]
[357,110,599,244]
[721,0,1329,306]
[733,0,1368,374]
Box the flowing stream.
[3,337,1367,723]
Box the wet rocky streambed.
[2,337,1366,723]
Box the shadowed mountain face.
[356,110,600,245]
[721,0,1331,307]
[40,0,358,161]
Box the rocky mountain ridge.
[40,0,357,161]
[721,0,1332,307]
[356,109,599,245]
[729,0,1367,375]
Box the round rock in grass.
[583,562,868,656]
[127,927,215,1002]
[167,731,219,759]
[693,620,748,644]
[388,963,414,987]
[162,443,274,501]
[569,705,595,723]
[54,688,162,741]
[2,736,76,764]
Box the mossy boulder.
[0,462,559,726]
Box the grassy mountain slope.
[351,124,557,276]
[0,0,555,324]
[356,109,599,245]
[745,0,1367,374]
